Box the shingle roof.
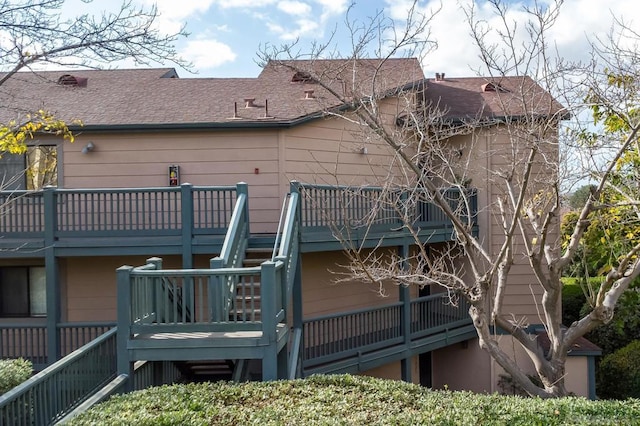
[0,61,563,130]
[424,75,566,122]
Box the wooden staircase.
[233,247,272,322]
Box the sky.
[79,0,638,80]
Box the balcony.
[0,184,240,257]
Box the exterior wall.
[62,255,183,322]
[451,126,558,322]
[300,250,402,318]
[360,357,420,384]
[60,130,281,233]
[283,107,406,189]
[431,338,493,393]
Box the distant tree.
[261,0,640,397]
[568,185,596,210]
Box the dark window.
[0,145,58,191]
[0,266,46,317]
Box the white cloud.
[138,0,216,33]
[181,39,237,69]
[215,0,277,8]
[277,1,312,16]
[382,0,640,78]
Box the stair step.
[243,258,269,267]
[236,295,261,301]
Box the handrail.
[272,193,291,261]
[0,328,117,426]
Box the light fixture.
[81,142,95,154]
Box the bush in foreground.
[69,375,640,425]
[0,358,33,394]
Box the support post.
[399,243,412,383]
[180,183,194,269]
[43,187,60,365]
[261,261,278,380]
[117,265,135,392]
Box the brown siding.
[62,130,281,233]
[63,255,183,322]
[301,250,401,318]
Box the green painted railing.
[0,184,237,238]
[292,182,477,238]
[118,259,285,335]
[210,185,249,321]
[0,322,116,370]
[0,328,117,426]
[302,294,471,368]
[410,294,471,338]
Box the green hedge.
[599,340,640,400]
[0,358,32,395]
[69,375,640,425]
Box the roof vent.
[304,89,315,100]
[292,71,315,83]
[57,74,87,87]
[481,82,508,92]
[244,98,257,108]
[435,72,446,81]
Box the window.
[0,266,47,317]
[0,145,58,191]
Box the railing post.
[236,182,249,236]
[43,186,61,365]
[399,243,412,382]
[180,183,194,269]
[260,261,278,380]
[117,265,134,392]
[209,257,225,322]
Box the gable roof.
[0,60,564,131]
[423,75,566,122]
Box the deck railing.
[0,184,238,239]
[118,259,285,336]
[0,322,116,369]
[303,293,471,368]
[292,182,477,239]
[0,328,117,426]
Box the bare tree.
[260,0,640,397]
[0,0,188,154]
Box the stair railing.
[209,185,249,322]
[273,187,302,379]
[272,193,291,261]
[0,328,117,426]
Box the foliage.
[68,375,640,425]
[568,185,597,210]
[0,358,32,394]
[598,340,640,400]
[561,279,588,326]
[0,110,77,157]
[584,290,640,356]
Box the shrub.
[68,374,640,425]
[562,279,587,326]
[598,340,640,400]
[0,358,33,394]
